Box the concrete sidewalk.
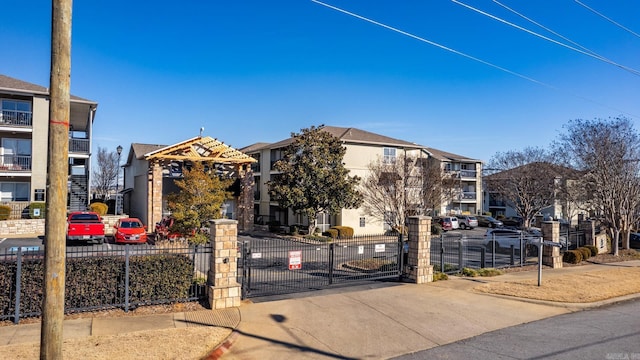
[0,260,638,359]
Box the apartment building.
[243,126,483,235]
[0,74,97,217]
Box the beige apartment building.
[0,74,97,217]
[243,126,483,235]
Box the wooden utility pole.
[41,0,72,358]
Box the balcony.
[69,137,90,154]
[0,155,32,171]
[0,110,32,127]
[460,170,477,179]
[457,192,477,201]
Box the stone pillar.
[541,221,563,268]
[147,163,163,229]
[404,216,433,284]
[579,220,595,247]
[208,219,241,310]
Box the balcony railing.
[0,110,32,127]
[69,138,90,153]
[0,155,32,171]
[457,192,477,201]
[460,170,477,178]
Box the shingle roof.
[0,74,94,102]
[426,147,480,162]
[244,125,425,152]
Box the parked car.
[113,218,148,244]
[456,215,478,230]
[501,216,524,228]
[434,216,458,232]
[483,228,529,251]
[476,215,503,228]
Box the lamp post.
[116,145,122,215]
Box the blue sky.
[2,0,640,163]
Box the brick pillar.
[147,163,163,229]
[208,219,241,310]
[541,221,563,268]
[404,216,433,284]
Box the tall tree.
[485,147,560,228]
[268,125,363,235]
[91,146,119,200]
[555,117,640,255]
[167,161,234,244]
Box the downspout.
[87,105,96,207]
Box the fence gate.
[239,234,403,299]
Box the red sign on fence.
[289,250,302,270]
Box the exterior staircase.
[69,175,88,211]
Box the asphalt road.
[392,299,640,360]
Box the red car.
[113,218,148,244]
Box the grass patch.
[433,272,449,281]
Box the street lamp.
[116,145,122,215]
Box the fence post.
[14,248,22,324]
[481,247,486,268]
[207,219,241,310]
[125,245,130,313]
[328,243,334,285]
[510,245,515,266]
[457,239,463,272]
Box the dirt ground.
[2,250,639,360]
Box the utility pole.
[41,0,72,358]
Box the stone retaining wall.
[0,214,129,237]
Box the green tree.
[167,162,234,244]
[268,125,363,235]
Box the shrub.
[331,226,354,238]
[29,202,46,219]
[477,268,504,277]
[563,249,583,264]
[322,229,339,239]
[578,247,592,260]
[0,204,11,220]
[433,272,448,281]
[461,267,478,277]
[585,245,598,257]
[89,202,108,215]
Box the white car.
[483,228,529,251]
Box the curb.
[203,331,239,360]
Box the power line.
[452,0,640,77]
[310,0,639,118]
[575,0,640,39]
[492,1,600,57]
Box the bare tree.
[420,159,459,216]
[360,155,422,231]
[555,117,640,255]
[485,147,560,228]
[91,146,119,200]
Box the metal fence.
[0,241,212,323]
[239,234,402,299]
[430,233,540,274]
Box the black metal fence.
[430,233,541,274]
[239,234,402,299]
[0,241,212,323]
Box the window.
[0,182,30,201]
[359,217,365,227]
[383,148,396,164]
[1,99,32,125]
[316,212,330,233]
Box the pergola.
[143,136,257,232]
